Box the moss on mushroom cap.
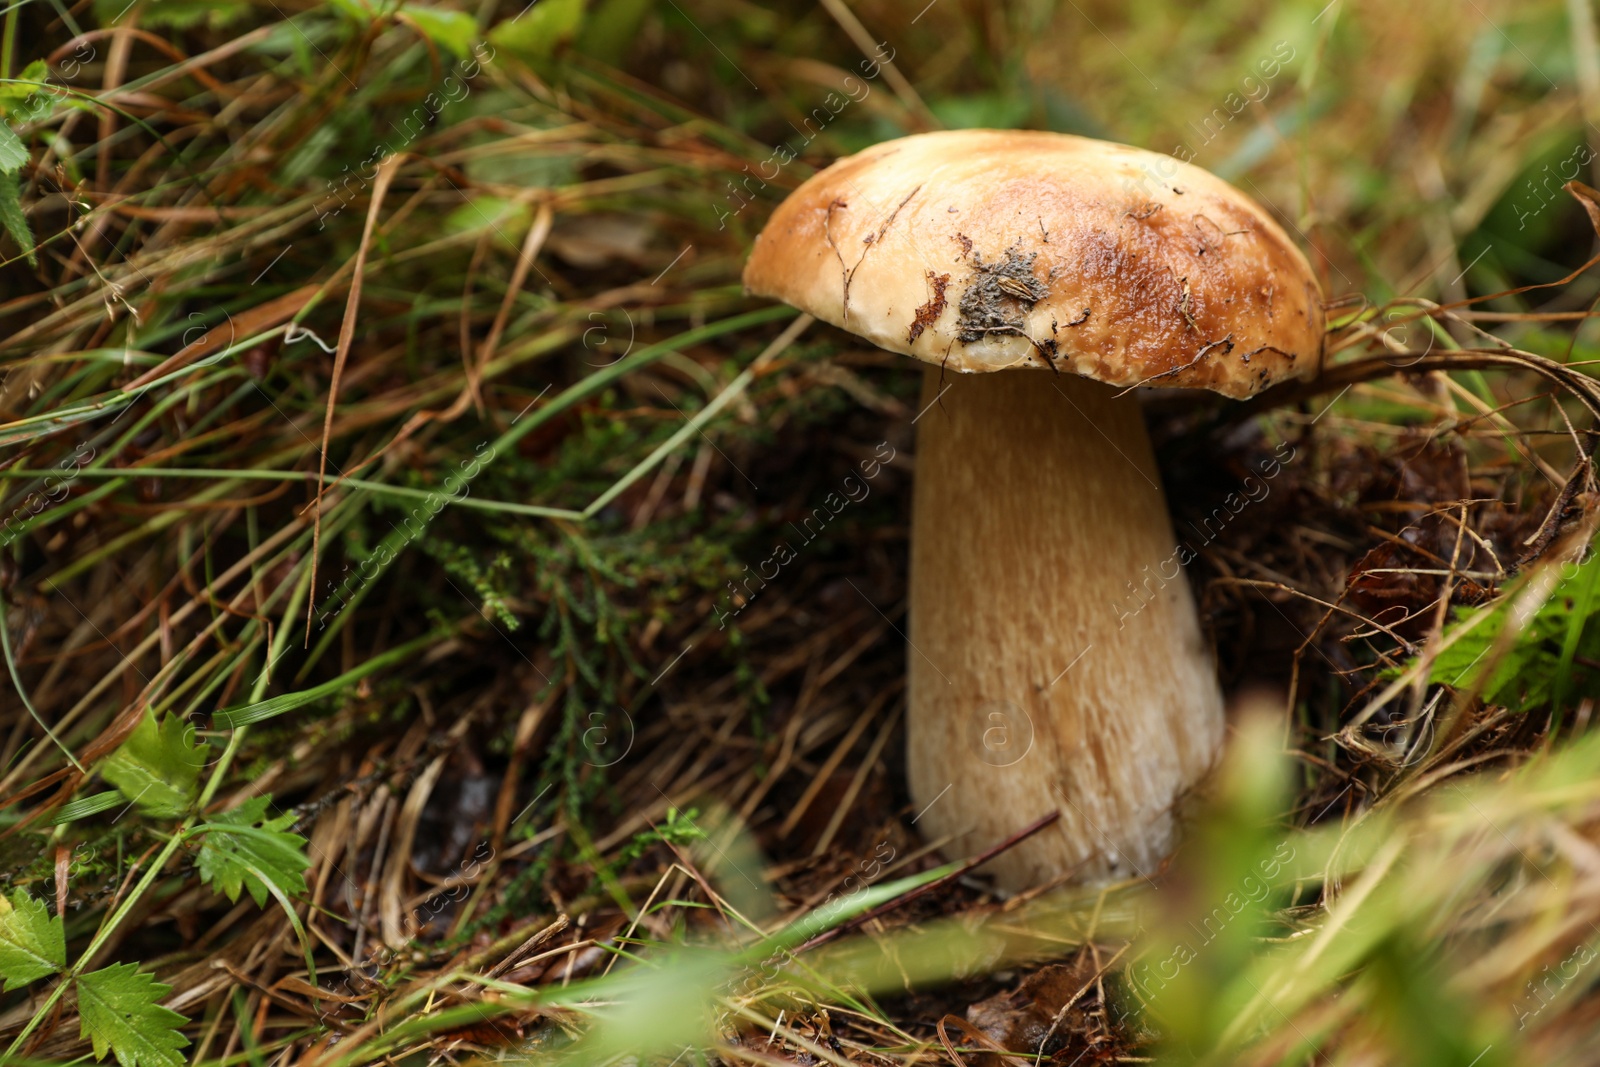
[743,128,1325,399]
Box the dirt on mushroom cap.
[954,249,1049,344]
[743,129,1325,399]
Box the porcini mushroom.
[743,129,1323,890]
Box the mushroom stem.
[907,366,1224,890]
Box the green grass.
[2,0,1600,1064]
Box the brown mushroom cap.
[743,129,1325,399]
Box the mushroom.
[743,129,1323,890]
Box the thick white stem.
[906,367,1224,889]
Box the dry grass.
[3,0,1600,1064]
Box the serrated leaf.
[0,124,28,175]
[196,795,309,908]
[100,710,207,818]
[77,963,188,1067]
[0,890,65,990]
[0,169,35,266]
[401,6,478,57]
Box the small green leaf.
[0,890,65,991]
[94,0,249,29]
[1552,544,1600,718]
[0,61,50,99]
[0,124,28,175]
[100,710,207,818]
[196,795,309,908]
[0,65,64,126]
[489,0,584,60]
[620,805,706,864]
[322,0,375,23]
[401,6,478,57]
[1422,545,1600,714]
[0,169,36,266]
[442,194,530,247]
[77,963,189,1067]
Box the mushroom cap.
[743,129,1324,399]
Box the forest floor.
[4,1,1600,1065]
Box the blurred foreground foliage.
[2,0,1600,1064]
